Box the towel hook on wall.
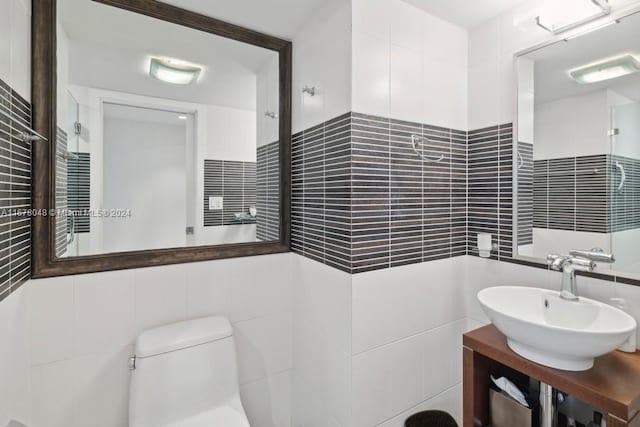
[302,85,316,96]
[411,135,445,163]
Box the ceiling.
[525,11,640,105]
[403,0,527,29]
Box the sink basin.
[478,286,637,371]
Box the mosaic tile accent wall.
[533,155,610,233]
[55,127,69,256]
[256,141,280,241]
[0,78,32,301]
[203,159,256,227]
[531,154,640,234]
[291,113,352,272]
[609,155,640,232]
[517,142,533,246]
[292,112,470,274]
[467,124,514,261]
[67,152,90,234]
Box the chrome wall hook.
[411,135,446,163]
[302,85,316,96]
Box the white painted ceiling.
[525,11,640,105]
[403,0,527,29]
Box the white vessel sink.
[478,286,637,371]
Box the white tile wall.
[352,258,466,355]
[291,254,352,427]
[350,257,469,427]
[292,0,352,134]
[0,0,32,416]
[10,0,31,100]
[0,253,294,427]
[351,0,468,130]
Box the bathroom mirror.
[514,10,640,280]
[31,0,291,277]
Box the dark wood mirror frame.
[31,0,292,278]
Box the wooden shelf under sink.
[463,325,640,427]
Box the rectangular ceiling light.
[149,58,202,85]
[569,55,640,84]
[536,0,611,35]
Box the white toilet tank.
[129,316,249,427]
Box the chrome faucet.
[546,249,615,301]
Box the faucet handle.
[569,249,615,264]
[569,256,596,271]
[546,253,561,265]
[547,254,569,271]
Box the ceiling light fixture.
[149,58,202,85]
[535,0,611,35]
[178,115,188,120]
[569,55,640,84]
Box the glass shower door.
[62,92,81,257]
[610,101,640,274]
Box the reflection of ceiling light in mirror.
[569,55,640,84]
[149,58,202,85]
[178,115,187,120]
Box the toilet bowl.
[129,316,250,427]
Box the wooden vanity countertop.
[463,325,640,422]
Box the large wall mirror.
[32,0,291,277]
[515,10,640,281]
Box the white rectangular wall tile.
[9,0,30,100]
[28,277,75,366]
[352,0,468,130]
[234,312,293,385]
[352,258,466,355]
[73,270,135,357]
[291,254,352,427]
[389,0,424,53]
[0,0,11,84]
[133,265,188,335]
[292,0,352,134]
[29,360,75,427]
[72,346,132,427]
[240,370,292,427]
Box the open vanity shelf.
[463,325,640,427]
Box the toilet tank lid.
[135,316,232,358]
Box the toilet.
[129,316,250,427]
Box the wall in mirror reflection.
[55,0,280,257]
[516,11,640,274]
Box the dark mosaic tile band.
[257,141,280,241]
[517,142,533,246]
[67,152,90,234]
[203,160,256,227]
[530,154,638,234]
[292,112,470,274]
[292,113,352,272]
[467,124,514,261]
[55,127,69,257]
[0,77,31,301]
[610,155,640,232]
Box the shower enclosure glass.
[610,102,640,274]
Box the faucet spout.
[547,253,598,301]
